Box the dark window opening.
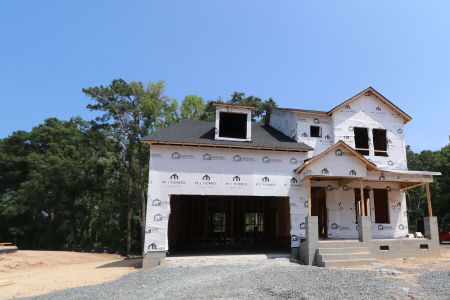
[373,129,388,156]
[354,188,370,223]
[354,127,369,155]
[420,244,429,249]
[310,126,322,138]
[374,189,389,224]
[212,212,226,233]
[380,245,390,251]
[245,213,264,233]
[219,112,247,139]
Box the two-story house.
[141,87,441,268]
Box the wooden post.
[307,178,312,217]
[360,179,365,216]
[426,183,433,217]
[358,201,362,217]
[366,198,370,217]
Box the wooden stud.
[366,198,370,217]
[426,183,433,217]
[360,179,365,216]
[307,178,312,217]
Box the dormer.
[213,103,254,142]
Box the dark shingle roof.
[142,120,312,152]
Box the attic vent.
[219,112,247,139]
[380,245,389,251]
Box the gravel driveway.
[24,254,449,300]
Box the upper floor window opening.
[218,112,247,139]
[373,129,388,157]
[354,127,369,156]
[310,125,322,138]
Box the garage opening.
[168,195,291,253]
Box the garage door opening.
[168,195,291,253]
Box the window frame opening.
[354,127,370,156]
[310,125,322,138]
[212,212,226,233]
[245,212,264,233]
[218,112,248,139]
[373,129,388,157]
[373,189,390,224]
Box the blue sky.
[1,1,449,151]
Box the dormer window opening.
[354,127,369,156]
[219,112,247,139]
[373,129,388,157]
[310,125,322,138]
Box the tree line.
[0,79,448,255]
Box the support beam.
[360,179,366,216]
[307,178,312,216]
[426,183,433,217]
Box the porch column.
[425,183,433,216]
[307,177,312,216]
[303,216,319,265]
[424,183,439,241]
[359,179,366,216]
[357,216,372,246]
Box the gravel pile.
[417,270,450,299]
[26,260,416,300]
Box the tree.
[83,79,171,256]
[200,92,277,124]
[181,95,205,120]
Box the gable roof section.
[328,87,412,123]
[294,140,377,174]
[142,120,313,152]
[274,87,412,124]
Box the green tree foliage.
[200,92,277,124]
[406,144,450,231]
[0,118,126,251]
[181,95,205,120]
[82,79,172,256]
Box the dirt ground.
[0,250,141,299]
[0,246,448,299]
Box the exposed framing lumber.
[426,183,433,217]
[360,179,366,216]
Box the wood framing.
[426,183,433,217]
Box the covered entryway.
[168,195,290,253]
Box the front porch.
[294,141,441,266]
[299,176,440,267]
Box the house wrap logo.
[331,223,339,229]
[379,173,386,180]
[321,168,329,175]
[388,160,394,167]
[262,156,282,163]
[397,128,403,134]
[376,106,382,112]
[399,224,405,230]
[256,176,276,188]
[290,177,298,184]
[324,135,331,140]
[344,105,351,110]
[203,153,225,161]
[162,173,186,185]
[299,222,306,230]
[171,152,193,160]
[290,158,298,164]
[225,175,247,187]
[378,225,384,230]
[233,154,254,162]
[349,170,357,176]
[154,214,163,221]
[195,174,217,186]
[145,227,161,234]
[291,235,299,242]
[302,133,309,137]
[335,149,343,156]
[147,241,164,251]
[313,118,320,124]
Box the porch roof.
[378,168,442,176]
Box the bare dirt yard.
[0,250,140,299]
[0,246,449,299]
